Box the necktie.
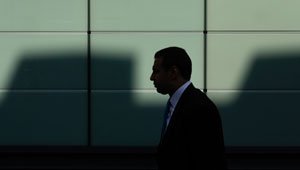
[161,100,171,137]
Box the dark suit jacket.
[157,83,227,170]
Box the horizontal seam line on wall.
[0,31,87,33]
[0,31,205,35]
[0,90,158,93]
[90,30,204,33]
[207,30,300,34]
[207,90,300,93]
[2,90,298,93]
[92,89,156,93]
[0,90,87,92]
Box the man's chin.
[156,89,168,95]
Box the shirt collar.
[169,81,191,109]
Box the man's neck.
[169,79,189,97]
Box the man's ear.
[169,65,180,78]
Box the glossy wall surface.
[0,0,299,147]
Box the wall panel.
[208,91,300,146]
[91,0,204,31]
[207,0,300,31]
[91,33,204,90]
[0,0,87,31]
[207,33,300,90]
[92,91,165,146]
[0,33,87,90]
[0,91,87,145]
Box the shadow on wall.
[0,51,163,146]
[1,49,300,148]
[217,50,300,147]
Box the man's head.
[150,46,192,95]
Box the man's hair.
[154,46,192,80]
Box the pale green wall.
[207,0,300,146]
[0,0,299,147]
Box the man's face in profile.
[150,58,171,95]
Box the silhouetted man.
[150,46,227,170]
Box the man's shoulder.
[183,84,207,100]
[183,84,218,109]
